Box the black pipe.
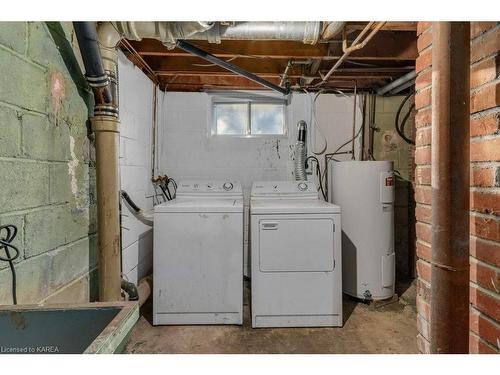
[121,279,139,301]
[73,22,118,117]
[73,22,108,86]
[176,40,289,95]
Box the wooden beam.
[155,70,396,80]
[160,80,381,92]
[129,31,417,61]
[159,74,383,91]
[346,21,418,32]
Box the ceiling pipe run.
[322,21,346,40]
[177,40,289,95]
[430,22,470,354]
[115,21,344,49]
[376,70,417,96]
[316,21,386,87]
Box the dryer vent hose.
[294,120,307,181]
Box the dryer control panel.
[251,181,318,198]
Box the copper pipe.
[430,22,470,354]
[316,22,385,86]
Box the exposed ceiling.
[120,22,417,93]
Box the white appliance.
[250,181,342,328]
[329,161,395,300]
[153,180,243,325]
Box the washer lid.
[155,198,243,213]
[251,181,318,199]
[251,199,340,214]
[176,180,242,198]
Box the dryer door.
[258,217,335,272]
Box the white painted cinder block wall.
[118,51,155,284]
[157,91,362,275]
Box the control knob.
[298,182,308,191]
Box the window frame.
[209,94,288,138]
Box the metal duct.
[377,70,417,96]
[211,22,323,44]
[294,121,308,181]
[116,21,327,49]
[322,21,345,40]
[117,21,214,49]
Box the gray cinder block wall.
[0,22,98,305]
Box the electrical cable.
[159,183,171,201]
[395,92,416,145]
[192,56,238,67]
[0,224,19,305]
[303,89,328,155]
[167,178,178,199]
[305,156,327,201]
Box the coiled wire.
[0,224,19,304]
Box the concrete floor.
[125,279,418,354]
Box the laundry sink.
[0,301,139,354]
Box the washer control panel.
[177,180,242,196]
[223,182,234,191]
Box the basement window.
[212,97,286,136]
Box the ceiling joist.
[120,22,417,92]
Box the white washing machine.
[250,181,342,328]
[153,180,243,325]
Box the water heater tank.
[329,161,395,300]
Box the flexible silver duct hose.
[214,22,322,44]
[295,120,307,181]
[116,21,327,49]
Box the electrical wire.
[192,56,238,67]
[395,93,416,145]
[305,156,327,201]
[187,41,269,61]
[168,178,178,199]
[154,176,178,202]
[0,224,19,305]
[302,88,328,155]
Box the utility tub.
[0,302,139,354]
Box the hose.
[0,224,19,304]
[121,279,139,301]
[294,120,307,181]
[120,190,141,212]
[120,190,153,226]
[395,93,416,145]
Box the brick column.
[414,21,433,354]
[468,22,500,354]
[414,21,500,354]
